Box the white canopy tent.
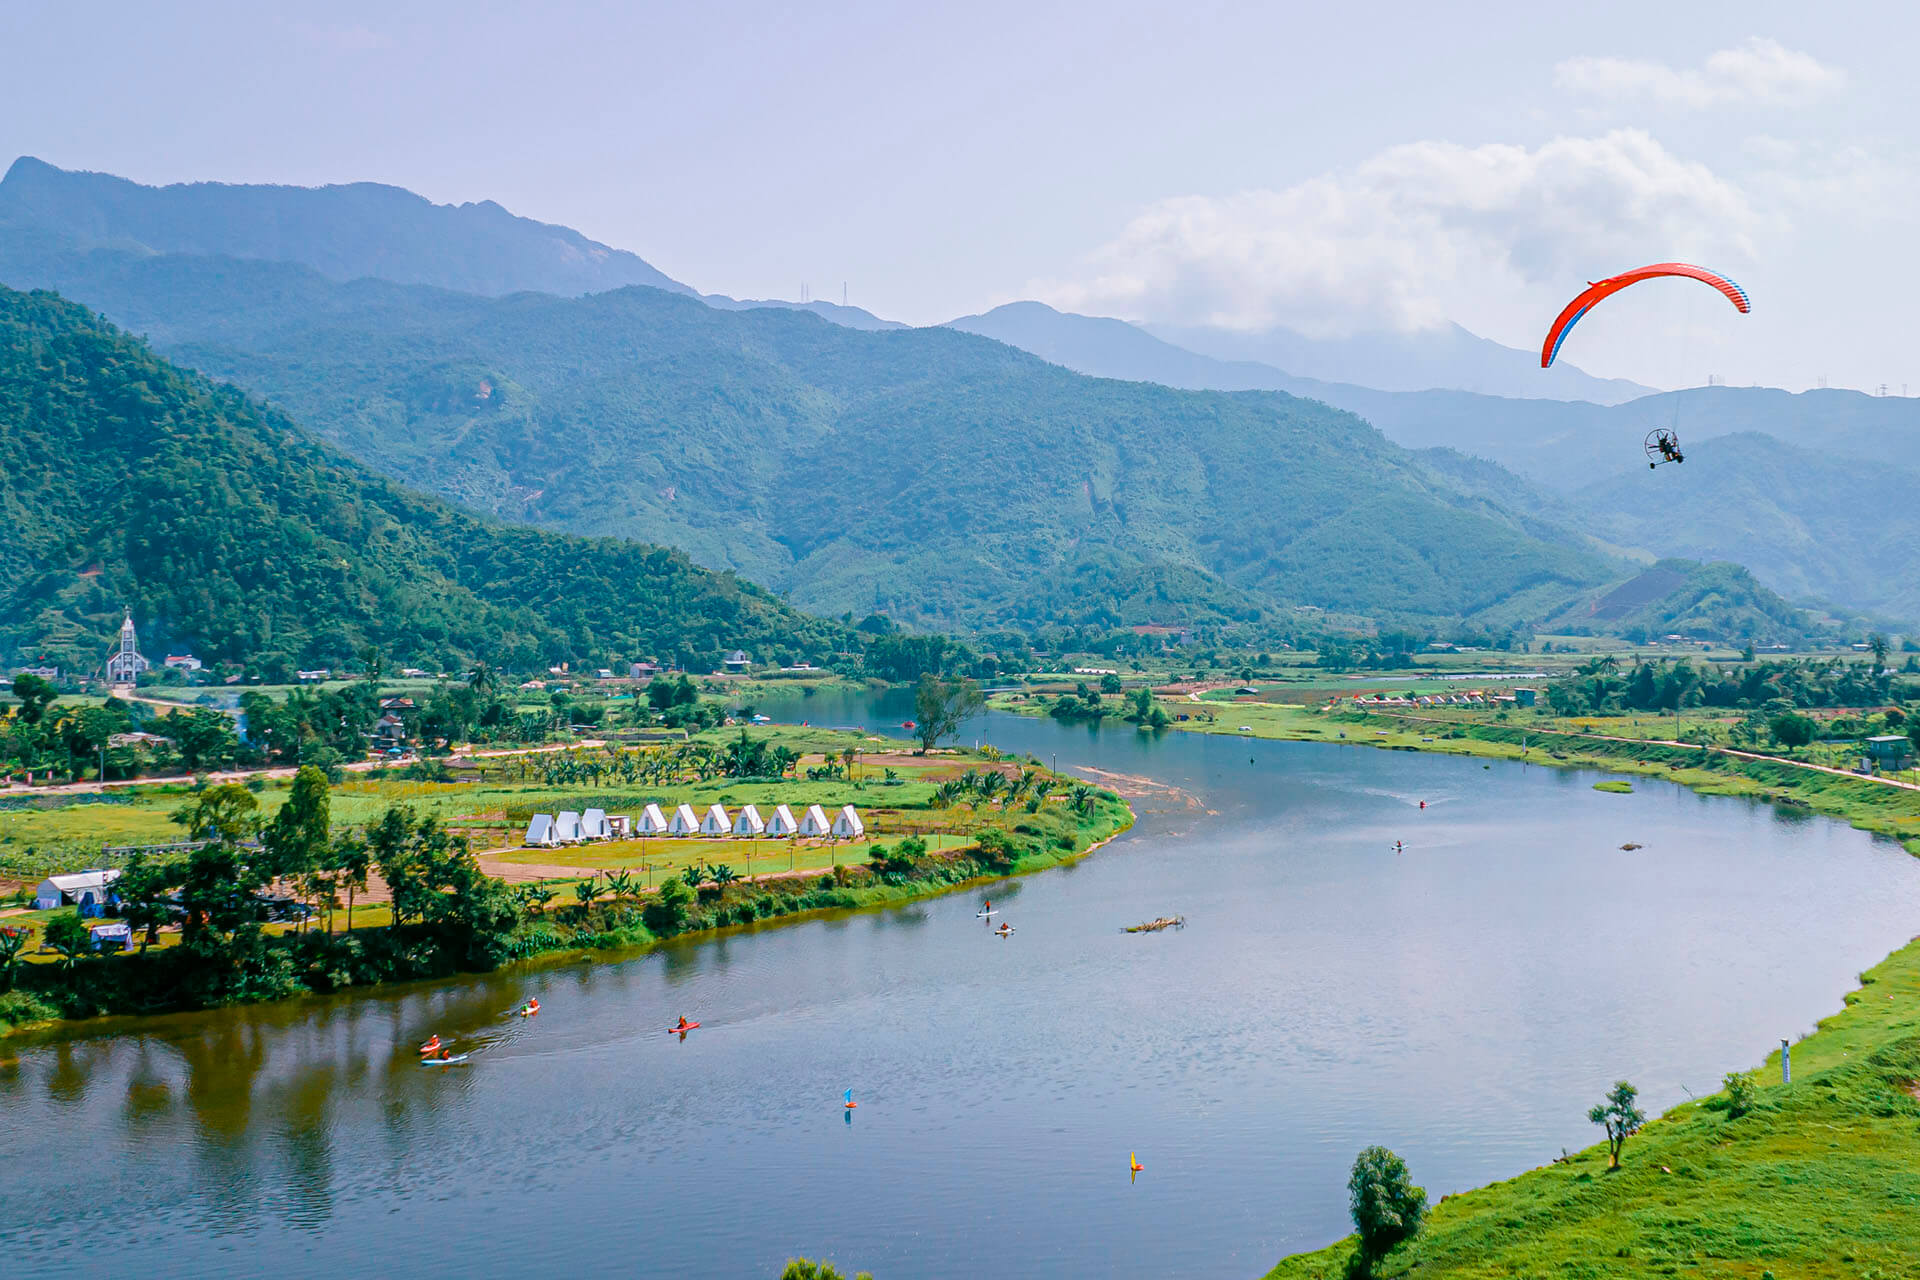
[798,804,831,837]
[637,803,669,835]
[700,804,731,835]
[523,815,557,848]
[669,804,700,835]
[765,804,798,837]
[34,869,122,912]
[831,805,865,837]
[732,805,766,836]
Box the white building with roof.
[34,869,122,913]
[551,811,583,844]
[636,804,669,835]
[581,809,611,841]
[669,804,700,835]
[831,805,865,837]
[700,804,731,835]
[523,815,557,848]
[765,804,798,837]
[798,804,831,837]
[104,611,148,684]
[732,805,766,836]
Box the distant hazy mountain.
[0,155,694,299]
[1574,433,1920,622]
[704,294,905,330]
[1332,382,1920,494]
[1148,318,1653,404]
[0,242,1623,635]
[946,301,1316,394]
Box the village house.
[722,650,751,672]
[163,653,203,672]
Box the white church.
[104,610,149,685]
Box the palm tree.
[978,771,1008,808]
[522,884,557,916]
[710,864,738,892]
[1033,777,1056,803]
[572,877,599,919]
[932,780,962,809]
[1069,784,1095,815]
[605,869,635,903]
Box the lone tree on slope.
[1589,1079,1646,1170]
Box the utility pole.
[1781,1038,1791,1084]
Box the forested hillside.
[0,245,1619,633]
[0,288,847,674]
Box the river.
[6,689,1918,1278]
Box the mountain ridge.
[0,155,695,300]
[0,285,846,674]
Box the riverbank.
[0,781,1132,1039]
[1263,928,1920,1278]
[990,693,1920,855]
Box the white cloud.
[1034,130,1759,338]
[1555,38,1844,109]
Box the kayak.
[668,1022,701,1033]
[421,1054,471,1067]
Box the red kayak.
[669,1022,700,1033]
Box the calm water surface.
[7,691,1919,1278]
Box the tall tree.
[912,674,984,754]
[263,765,331,928]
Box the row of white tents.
[523,803,864,849]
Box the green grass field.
[1264,935,1920,1278]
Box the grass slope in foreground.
[1265,937,1920,1279]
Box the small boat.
[669,1021,701,1034]
[1124,916,1184,934]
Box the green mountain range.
[0,286,847,675]
[0,244,1622,634]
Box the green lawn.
[485,831,974,880]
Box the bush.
[642,877,694,935]
[1724,1069,1758,1119]
[1348,1145,1427,1271]
[0,989,57,1028]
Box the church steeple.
[105,608,149,684]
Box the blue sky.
[2,1,1912,390]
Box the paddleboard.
[976,910,998,918]
[421,1054,470,1067]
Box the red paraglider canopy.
[1540,263,1749,368]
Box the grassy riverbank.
[0,737,1131,1035]
[990,693,1920,855]
[1263,932,1920,1278]
[986,688,1920,1275]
